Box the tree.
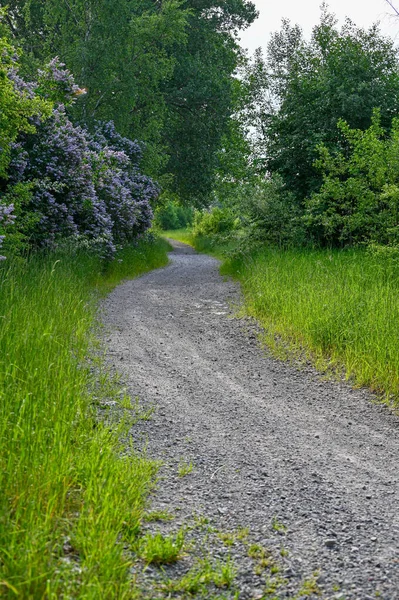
[2,0,190,176]
[257,8,399,203]
[3,0,258,205]
[162,0,257,205]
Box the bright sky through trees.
[240,0,399,53]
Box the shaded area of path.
[103,239,399,599]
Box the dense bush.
[305,110,399,247]
[227,176,306,249]
[192,206,238,238]
[154,198,194,230]
[0,42,158,258]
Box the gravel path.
[102,240,399,599]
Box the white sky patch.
[239,0,399,54]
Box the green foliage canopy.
[254,10,399,203]
[162,0,257,205]
[3,0,257,205]
[306,109,399,246]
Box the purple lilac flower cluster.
[2,59,158,258]
[7,51,38,100]
[37,57,81,104]
[0,203,15,260]
[89,122,157,245]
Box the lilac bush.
[89,122,157,244]
[0,203,15,260]
[11,107,115,255]
[37,57,81,104]
[2,55,158,258]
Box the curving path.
[102,240,399,599]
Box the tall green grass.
[0,236,170,598]
[222,247,399,403]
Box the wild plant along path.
[103,240,399,599]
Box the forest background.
[3,0,399,254]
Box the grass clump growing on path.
[178,459,194,477]
[164,555,237,595]
[138,530,185,565]
[0,236,170,598]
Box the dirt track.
[102,240,399,599]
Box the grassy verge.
[221,246,399,400]
[165,229,399,403]
[0,235,171,598]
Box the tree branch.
[385,0,399,17]
[62,0,80,26]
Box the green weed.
[272,516,287,534]
[248,544,277,576]
[264,575,288,596]
[138,530,185,564]
[178,459,194,477]
[165,555,237,595]
[295,573,322,597]
[235,526,250,541]
[129,396,156,421]
[248,543,268,559]
[217,531,236,547]
[217,527,249,547]
[143,510,175,522]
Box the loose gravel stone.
[102,240,399,599]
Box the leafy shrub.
[305,110,399,247]
[9,107,115,255]
[192,206,238,238]
[88,121,157,246]
[233,176,306,248]
[154,198,194,230]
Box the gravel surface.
[102,240,399,599]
